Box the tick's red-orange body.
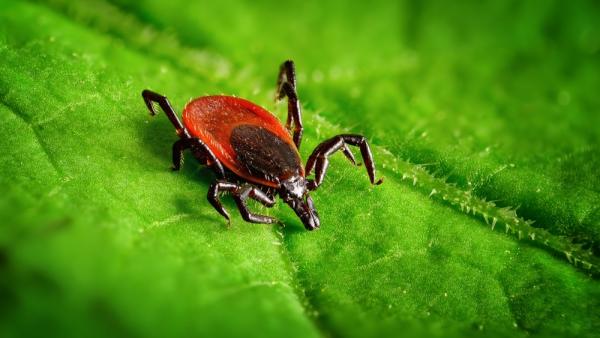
[142,60,382,230]
[183,96,303,188]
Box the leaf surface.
[1,1,599,337]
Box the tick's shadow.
[137,111,182,166]
[278,216,306,236]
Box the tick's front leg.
[207,180,279,225]
[305,134,383,190]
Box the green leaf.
[1,1,599,338]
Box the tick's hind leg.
[305,134,384,190]
[275,60,303,149]
[171,138,226,178]
[142,89,190,139]
[208,181,279,225]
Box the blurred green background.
[1,0,599,337]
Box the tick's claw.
[375,177,384,185]
[148,105,157,116]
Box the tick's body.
[183,96,303,187]
[142,60,382,230]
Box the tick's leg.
[142,89,190,139]
[259,186,278,200]
[208,181,279,225]
[172,138,209,170]
[170,138,225,178]
[234,185,279,224]
[276,60,303,149]
[305,134,384,190]
[207,181,236,222]
[172,138,193,171]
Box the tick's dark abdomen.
[231,124,302,181]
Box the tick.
[142,60,382,230]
